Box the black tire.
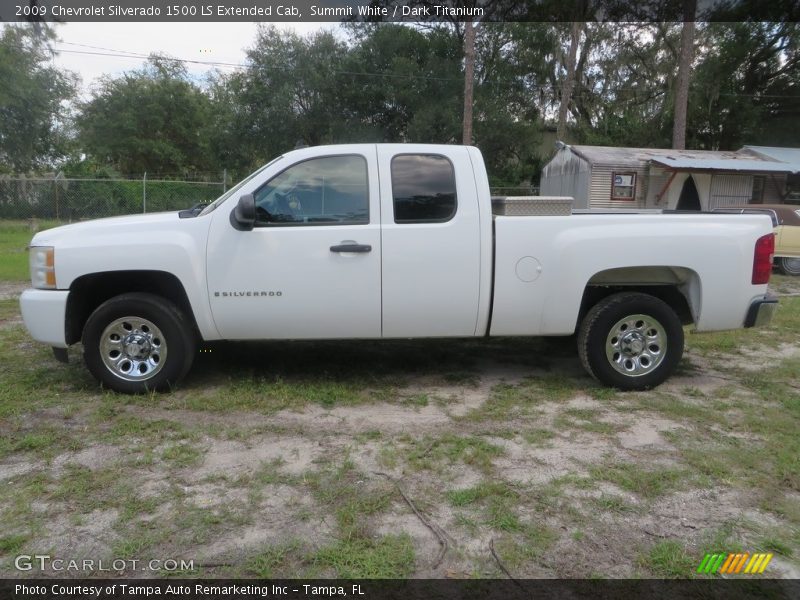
[577,292,684,391]
[82,293,196,393]
[776,257,800,276]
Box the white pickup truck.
[20,144,778,393]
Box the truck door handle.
[330,244,372,253]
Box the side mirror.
[231,193,255,231]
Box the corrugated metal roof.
[741,146,800,170]
[568,144,751,166]
[650,157,796,173]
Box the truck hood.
[30,212,183,246]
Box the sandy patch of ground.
[2,335,798,579]
[0,282,26,301]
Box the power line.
[10,41,797,99]
[51,42,796,98]
[57,40,154,57]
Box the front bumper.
[744,294,779,328]
[19,289,69,348]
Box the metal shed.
[741,146,800,202]
[540,144,799,210]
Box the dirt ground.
[1,278,799,579]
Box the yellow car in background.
[713,204,800,275]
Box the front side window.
[391,154,457,223]
[612,172,636,201]
[254,155,368,226]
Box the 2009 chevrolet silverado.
[20,144,778,393]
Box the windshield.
[199,156,283,216]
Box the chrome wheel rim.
[99,316,166,382]
[783,257,800,274]
[605,314,666,377]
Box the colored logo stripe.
[697,553,773,574]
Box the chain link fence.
[0,175,226,222]
[0,175,539,223]
[490,185,540,197]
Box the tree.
[688,22,800,150]
[235,26,349,155]
[340,24,462,144]
[462,20,476,144]
[557,20,584,141]
[472,24,544,185]
[0,24,76,172]
[672,0,696,149]
[77,56,215,176]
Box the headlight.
[29,246,56,289]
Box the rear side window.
[391,154,457,223]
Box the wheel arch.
[66,270,200,345]
[577,266,701,330]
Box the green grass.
[662,354,800,499]
[0,426,82,461]
[492,524,557,571]
[0,299,20,322]
[639,540,696,578]
[402,393,429,407]
[0,249,799,577]
[688,296,800,353]
[521,428,556,446]
[112,526,164,560]
[49,464,125,512]
[553,408,624,436]
[466,374,576,421]
[446,481,531,533]
[305,460,394,539]
[589,462,690,499]
[408,434,504,472]
[592,494,638,513]
[0,222,34,282]
[161,442,203,468]
[0,534,28,555]
[447,481,518,507]
[312,534,415,578]
[245,540,306,577]
[760,536,794,557]
[0,220,63,282]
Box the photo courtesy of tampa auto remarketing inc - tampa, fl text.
[1,1,800,599]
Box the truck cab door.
[206,148,382,339]
[377,146,483,337]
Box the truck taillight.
[752,233,775,285]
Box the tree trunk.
[672,0,696,150]
[462,20,476,145]
[557,21,582,142]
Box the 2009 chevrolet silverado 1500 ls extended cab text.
[20,144,778,393]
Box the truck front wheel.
[578,292,684,391]
[82,293,196,393]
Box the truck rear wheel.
[82,293,196,393]
[578,292,683,391]
[776,257,800,276]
